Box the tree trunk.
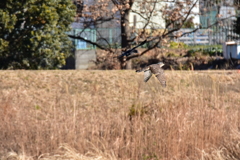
[120,9,132,69]
[126,59,132,70]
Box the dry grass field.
[0,70,240,160]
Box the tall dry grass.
[0,70,240,160]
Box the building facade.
[199,0,240,43]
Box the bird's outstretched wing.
[144,70,152,82]
[155,70,166,87]
[118,40,147,58]
[148,64,166,87]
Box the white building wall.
[191,1,200,26]
[129,0,166,29]
[129,0,200,29]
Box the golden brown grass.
[0,70,240,160]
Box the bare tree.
[69,0,200,69]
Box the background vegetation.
[0,0,75,69]
[70,0,200,69]
[0,70,240,159]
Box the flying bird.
[136,62,166,87]
[118,40,147,58]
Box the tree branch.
[68,34,113,52]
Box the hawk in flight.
[136,62,166,87]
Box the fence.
[174,29,209,45]
[70,28,121,50]
[70,27,240,50]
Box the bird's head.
[158,62,164,68]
